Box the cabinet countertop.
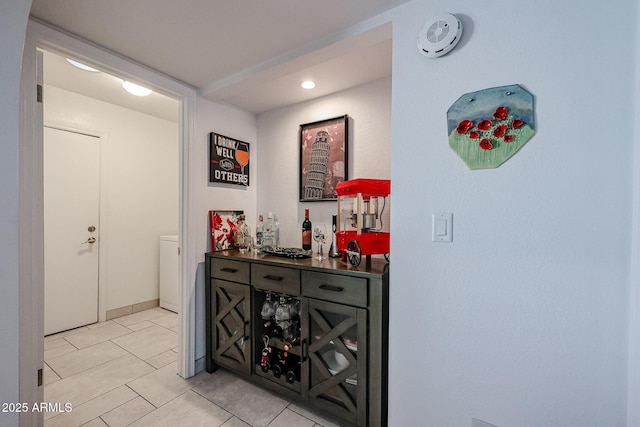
[206,250,389,278]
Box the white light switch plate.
[432,212,453,242]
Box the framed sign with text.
[209,132,250,186]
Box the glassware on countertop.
[234,215,251,253]
[313,224,327,260]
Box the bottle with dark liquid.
[262,324,282,341]
[272,349,299,383]
[285,362,300,384]
[302,208,312,250]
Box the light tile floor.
[44,307,344,427]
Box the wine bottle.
[302,208,312,250]
[262,324,282,341]
[271,351,284,378]
[272,350,298,381]
[284,336,301,351]
[285,362,300,384]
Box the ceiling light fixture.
[122,81,153,97]
[66,58,100,72]
[300,80,316,90]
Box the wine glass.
[260,293,276,320]
[313,224,327,260]
[319,224,328,257]
[235,142,249,176]
[275,295,291,324]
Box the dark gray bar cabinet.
[205,250,389,427]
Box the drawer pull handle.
[319,284,344,292]
[220,267,238,273]
[263,275,283,281]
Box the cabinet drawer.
[210,258,250,284]
[302,271,367,307]
[251,264,300,295]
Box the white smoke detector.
[417,13,463,58]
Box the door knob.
[82,237,97,244]
[88,226,96,232]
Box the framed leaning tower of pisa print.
[299,115,349,201]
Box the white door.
[44,126,100,336]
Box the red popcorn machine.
[335,178,390,267]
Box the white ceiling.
[31,0,408,116]
[43,51,181,122]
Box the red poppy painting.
[209,210,244,251]
[447,84,535,169]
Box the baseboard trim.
[195,356,205,375]
[106,299,160,321]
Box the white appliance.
[417,12,463,58]
[159,235,179,313]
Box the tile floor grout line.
[264,405,290,427]
[188,383,242,425]
[46,343,144,382]
[62,337,81,352]
[46,365,64,380]
[285,404,321,425]
[44,382,141,426]
[118,343,160,374]
[108,336,141,359]
[124,383,158,410]
[108,328,179,368]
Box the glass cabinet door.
[302,298,367,426]
[212,279,251,374]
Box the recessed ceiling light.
[300,80,316,90]
[122,81,153,97]
[66,58,99,72]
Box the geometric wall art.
[447,84,535,169]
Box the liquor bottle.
[262,212,276,248]
[302,209,312,250]
[255,214,264,252]
[274,214,280,247]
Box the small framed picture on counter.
[209,210,244,251]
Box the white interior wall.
[195,98,258,259]
[389,1,635,426]
[1,1,32,424]
[257,77,391,247]
[628,4,640,423]
[43,85,179,312]
[193,97,257,361]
